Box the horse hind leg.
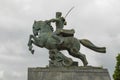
[77,52,88,66]
[68,48,88,66]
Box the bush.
[113,53,120,80]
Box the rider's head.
[56,12,62,18]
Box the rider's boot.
[59,38,64,44]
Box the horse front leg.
[28,34,34,54]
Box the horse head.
[32,20,53,36]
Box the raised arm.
[48,18,59,22]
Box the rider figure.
[47,12,75,44]
[48,12,66,44]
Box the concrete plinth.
[28,66,111,80]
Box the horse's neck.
[41,26,53,33]
[40,29,52,33]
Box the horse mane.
[45,20,54,32]
[36,20,54,32]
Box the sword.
[65,7,75,18]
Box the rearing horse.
[28,20,106,66]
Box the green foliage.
[113,53,120,80]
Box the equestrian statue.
[28,12,106,67]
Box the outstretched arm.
[48,18,59,22]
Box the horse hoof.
[31,50,34,54]
[29,46,33,50]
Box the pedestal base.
[28,66,111,80]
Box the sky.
[0,0,120,80]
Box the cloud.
[0,70,4,80]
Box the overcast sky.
[0,0,120,80]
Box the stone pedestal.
[28,66,111,80]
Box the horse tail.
[79,39,106,53]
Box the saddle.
[58,29,75,37]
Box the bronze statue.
[28,12,106,67]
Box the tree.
[113,53,120,80]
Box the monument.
[27,12,111,80]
